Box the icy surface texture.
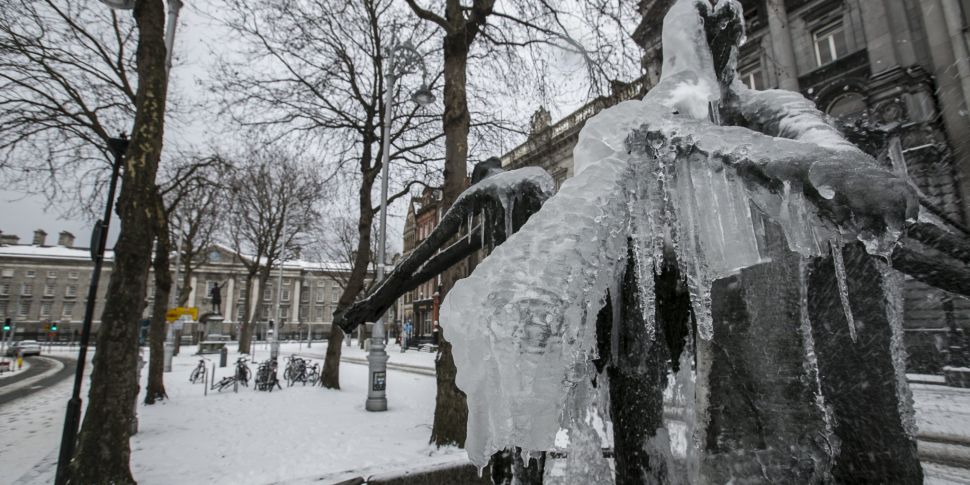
[442,0,918,474]
[443,155,631,468]
[652,0,720,119]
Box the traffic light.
[3,318,10,331]
[50,322,58,332]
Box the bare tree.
[67,0,172,482]
[214,0,445,388]
[404,0,641,448]
[0,0,136,204]
[145,156,229,404]
[224,149,325,354]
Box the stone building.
[0,229,360,342]
[498,0,970,372]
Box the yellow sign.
[165,307,198,322]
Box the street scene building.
[499,0,970,372]
[0,229,360,341]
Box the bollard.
[219,347,227,368]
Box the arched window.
[826,92,867,121]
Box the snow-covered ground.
[1,342,969,484]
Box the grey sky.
[0,0,637,253]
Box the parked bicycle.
[254,358,281,392]
[234,357,252,387]
[210,374,237,392]
[284,355,306,386]
[189,358,207,384]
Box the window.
[281,288,290,302]
[25,270,35,278]
[316,306,325,321]
[236,304,245,318]
[21,283,32,296]
[814,21,848,67]
[43,284,55,297]
[0,301,7,317]
[260,306,269,320]
[739,65,765,90]
[47,270,57,279]
[0,282,8,296]
[68,271,79,279]
[239,285,248,301]
[301,285,309,302]
[208,250,221,262]
[300,305,308,320]
[316,288,326,303]
[280,307,289,320]
[1,269,13,278]
[40,302,51,317]
[826,92,867,122]
[65,285,77,298]
[263,285,272,301]
[18,301,29,317]
[63,302,74,317]
[331,284,339,303]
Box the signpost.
[163,307,197,372]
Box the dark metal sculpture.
[334,158,554,334]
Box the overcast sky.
[0,1,638,254]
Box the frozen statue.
[440,0,928,483]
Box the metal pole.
[55,136,127,485]
[163,0,183,74]
[271,224,286,360]
[365,41,397,413]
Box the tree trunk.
[67,0,169,482]
[237,272,257,353]
[145,202,171,405]
[321,177,376,389]
[430,31,472,448]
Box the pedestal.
[366,319,389,412]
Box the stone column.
[765,0,799,91]
[224,277,234,321]
[920,0,970,225]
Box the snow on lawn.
[912,383,970,441]
[128,344,455,485]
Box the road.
[0,355,75,406]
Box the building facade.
[0,229,361,342]
[497,0,970,372]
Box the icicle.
[468,213,473,244]
[610,269,623,365]
[480,208,486,248]
[830,238,856,342]
[876,259,918,439]
[798,257,839,463]
[505,194,515,238]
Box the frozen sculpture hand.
[440,0,938,483]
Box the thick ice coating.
[441,0,916,472]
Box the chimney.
[58,231,75,248]
[32,229,47,246]
[0,234,19,245]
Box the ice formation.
[441,0,919,475]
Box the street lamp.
[55,2,184,484]
[55,134,128,485]
[366,39,435,412]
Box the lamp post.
[55,2,183,483]
[366,38,435,412]
[54,134,128,485]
